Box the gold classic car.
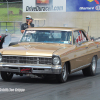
[0,27,100,83]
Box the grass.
[0,7,22,21]
[0,5,22,34]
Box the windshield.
[20,30,72,44]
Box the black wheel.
[56,63,68,83]
[82,56,97,76]
[1,72,13,81]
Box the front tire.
[82,56,97,76]
[56,63,68,83]
[1,72,13,81]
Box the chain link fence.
[0,1,22,34]
[0,1,22,21]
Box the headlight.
[0,54,2,62]
[52,55,61,65]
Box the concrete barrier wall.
[23,12,100,38]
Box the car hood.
[1,43,72,57]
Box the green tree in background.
[0,0,22,2]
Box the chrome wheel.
[56,63,68,83]
[62,64,67,81]
[82,56,97,76]
[92,57,96,73]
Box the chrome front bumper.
[0,63,62,74]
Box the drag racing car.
[0,27,100,83]
[0,34,8,49]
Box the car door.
[80,30,100,65]
[71,30,88,72]
[83,37,99,64]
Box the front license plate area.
[20,67,32,73]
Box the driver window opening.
[73,30,87,45]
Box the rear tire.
[56,63,68,83]
[1,72,13,81]
[82,56,97,76]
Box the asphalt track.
[0,34,100,100]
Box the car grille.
[2,56,52,65]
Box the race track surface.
[0,34,100,100]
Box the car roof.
[26,27,86,32]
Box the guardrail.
[0,21,22,34]
[0,19,46,34]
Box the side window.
[81,31,88,42]
[73,31,79,44]
[73,30,87,44]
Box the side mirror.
[75,42,82,47]
[78,42,82,45]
